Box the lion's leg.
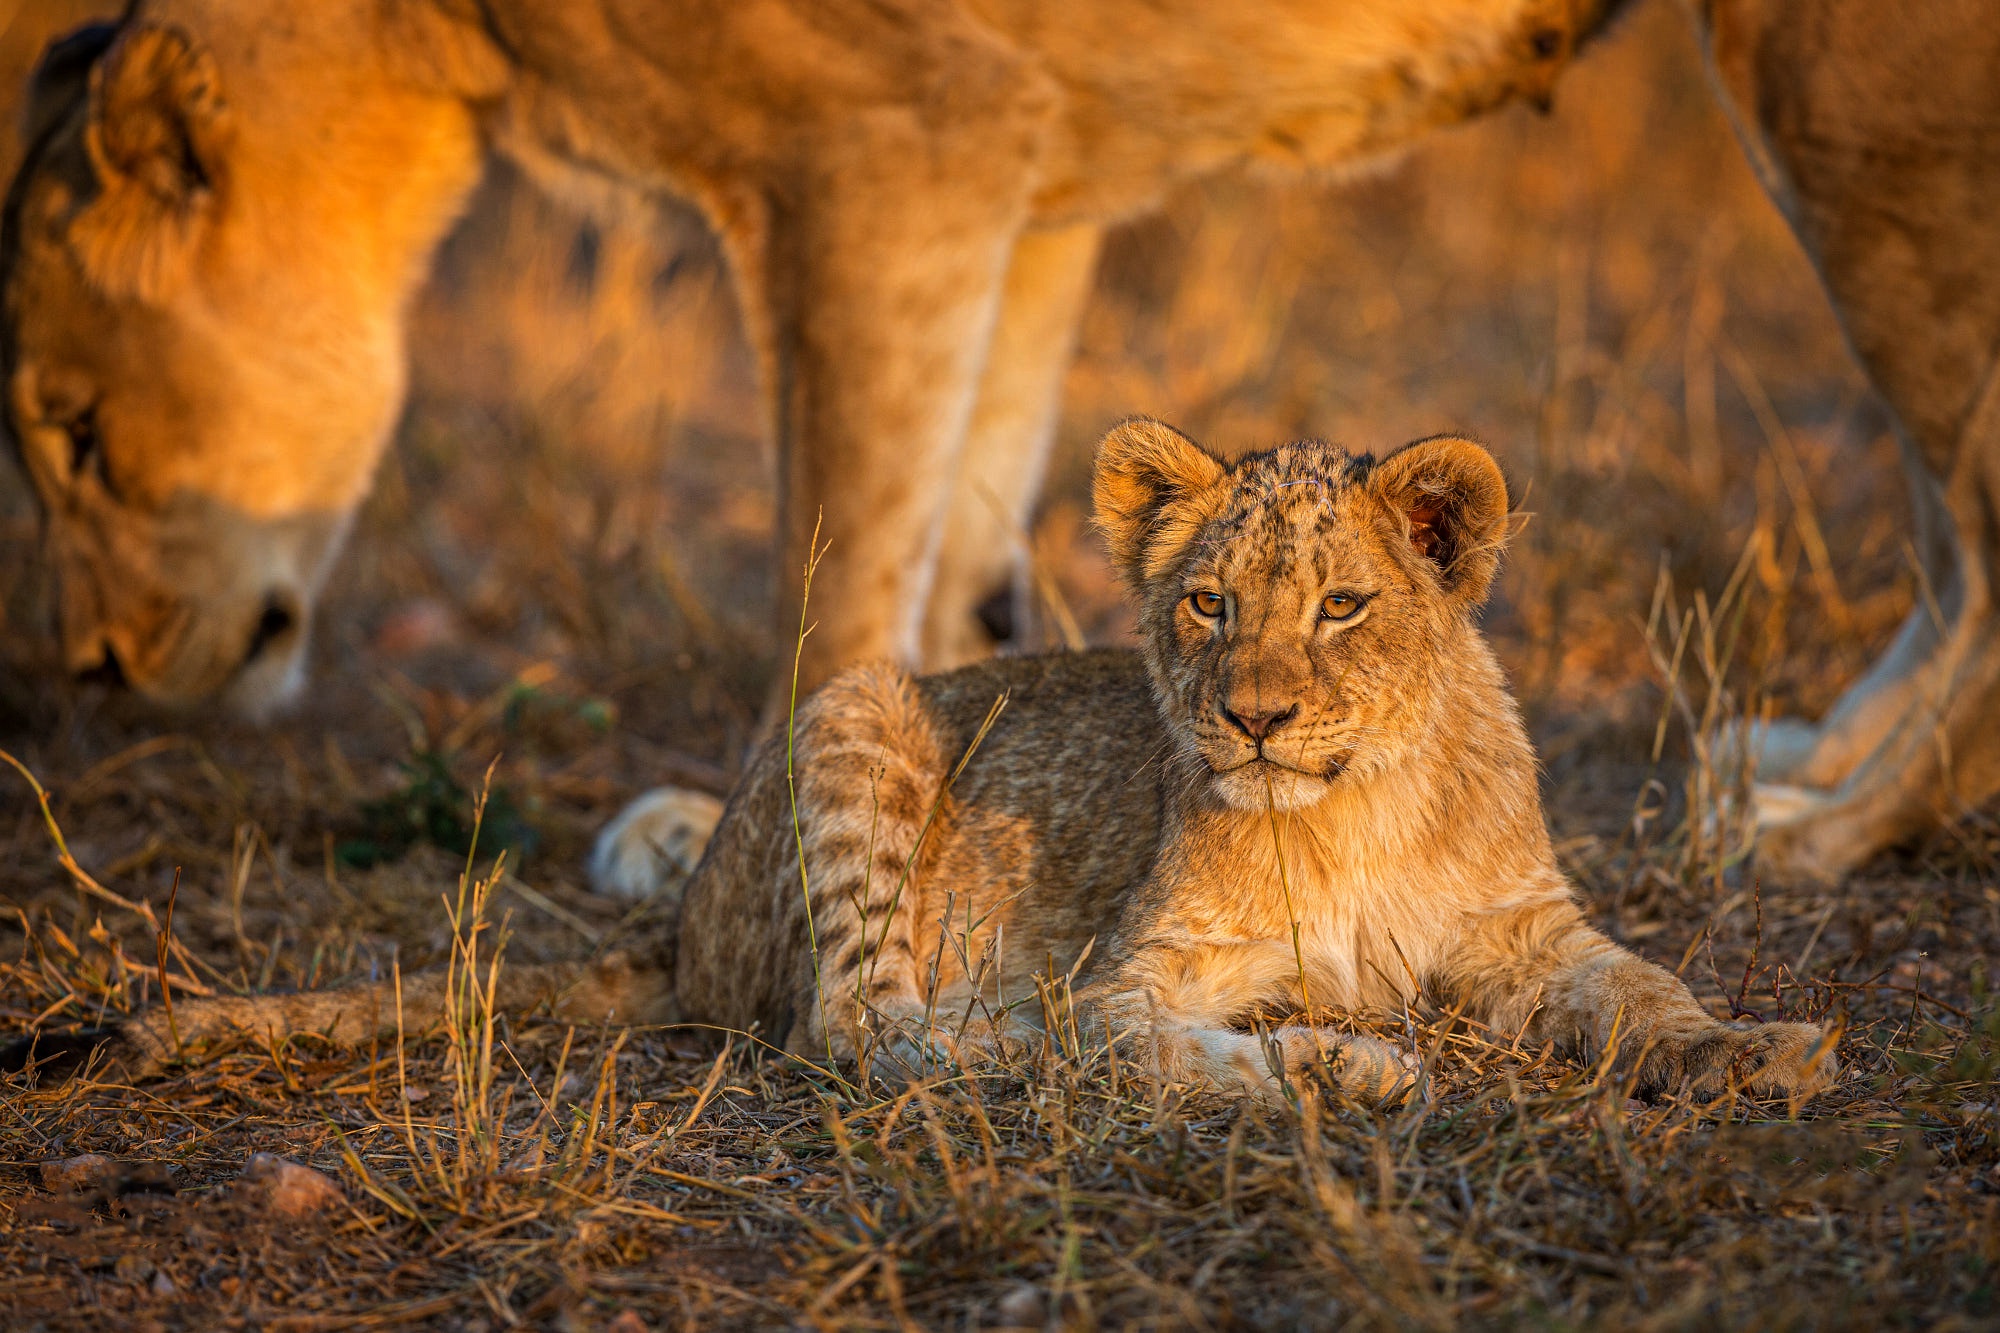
[1087,941,1413,1102]
[1754,416,2000,879]
[9,952,675,1083]
[919,223,1102,670]
[670,664,955,1067]
[1448,899,1835,1098]
[727,95,1054,701]
[1744,438,1960,790]
[1749,363,2000,880]
[1697,0,2000,877]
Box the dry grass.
[3,1,1998,1327]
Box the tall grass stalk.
[782,513,846,1087]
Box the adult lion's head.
[2,12,486,712]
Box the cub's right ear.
[1092,418,1227,587]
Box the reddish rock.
[238,1153,344,1219]
[40,1153,118,1194]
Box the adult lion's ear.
[1093,417,1228,587]
[21,23,119,150]
[1370,435,1510,608]
[68,25,228,302]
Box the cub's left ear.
[1369,435,1510,607]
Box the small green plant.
[337,750,536,868]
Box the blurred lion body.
[2,0,1606,710]
[66,423,1834,1103]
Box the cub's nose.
[1223,703,1298,742]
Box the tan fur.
[664,421,1832,1099]
[8,1,1989,876]
[1,0,1610,712]
[53,423,1836,1100]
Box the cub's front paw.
[1317,1033,1420,1105]
[589,787,724,900]
[1635,1020,1838,1100]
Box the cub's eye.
[1189,590,1226,619]
[1321,591,1366,622]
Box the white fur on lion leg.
[589,787,724,900]
[1713,716,1822,784]
[1751,782,1836,831]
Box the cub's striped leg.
[782,664,955,1069]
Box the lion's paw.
[1637,1020,1838,1100]
[1720,1020,1839,1098]
[1750,790,1881,885]
[1320,1033,1421,1105]
[589,787,724,900]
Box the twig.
[156,867,183,1058]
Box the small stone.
[606,1313,650,1333]
[238,1153,343,1219]
[150,1269,176,1298]
[995,1284,1046,1328]
[371,598,458,658]
[41,1153,118,1193]
[113,1253,155,1284]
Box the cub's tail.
[2,950,676,1084]
[4,788,727,1086]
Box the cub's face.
[1093,422,1508,811]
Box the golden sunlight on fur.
[61,422,1837,1104]
[645,420,1837,1099]
[5,1,1998,879]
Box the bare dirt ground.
[1,2,1996,1328]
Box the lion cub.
[607,420,1836,1100]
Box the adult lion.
[2,0,1996,880]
